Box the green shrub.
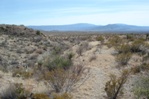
[115,43,131,54]
[96,36,104,43]
[36,30,41,35]
[116,52,132,66]
[44,56,72,71]
[133,76,149,99]
[107,36,122,48]
[67,52,74,60]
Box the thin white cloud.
[1,0,149,25]
[19,10,149,26]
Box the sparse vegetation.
[105,69,130,99]
[1,25,149,99]
[133,76,149,99]
[115,52,132,66]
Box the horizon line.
[1,23,149,27]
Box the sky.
[0,0,149,26]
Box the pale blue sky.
[0,0,149,26]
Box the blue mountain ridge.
[28,23,149,32]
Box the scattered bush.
[107,36,122,48]
[36,30,41,35]
[96,36,104,43]
[76,42,89,56]
[146,33,149,40]
[52,45,66,55]
[126,34,135,41]
[130,39,145,53]
[67,53,74,60]
[105,69,130,99]
[115,43,131,54]
[116,52,132,66]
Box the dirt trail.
[72,44,120,99]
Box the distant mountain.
[93,24,149,32]
[28,23,149,32]
[28,23,97,31]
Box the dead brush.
[76,41,89,56]
[44,65,90,93]
[105,69,130,99]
